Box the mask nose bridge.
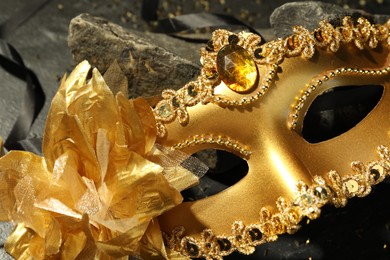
[247,125,313,202]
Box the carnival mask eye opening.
[302,85,384,143]
[181,149,248,202]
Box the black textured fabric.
[141,0,263,42]
[0,0,50,153]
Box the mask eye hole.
[302,85,383,143]
[181,149,248,202]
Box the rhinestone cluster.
[164,145,390,259]
[289,65,390,129]
[153,17,390,138]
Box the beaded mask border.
[164,145,390,259]
[153,17,390,137]
[157,17,390,259]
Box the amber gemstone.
[216,44,258,93]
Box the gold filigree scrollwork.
[165,145,390,259]
[153,17,390,138]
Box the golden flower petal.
[43,217,62,256]
[6,221,62,259]
[61,231,87,259]
[28,232,46,259]
[4,224,34,259]
[140,219,169,259]
[116,94,157,156]
[1,61,188,259]
[47,151,88,210]
[100,152,182,233]
[57,214,97,259]
[0,151,53,237]
[148,145,203,192]
[43,62,115,183]
[96,226,148,258]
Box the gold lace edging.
[164,145,390,259]
[154,17,390,138]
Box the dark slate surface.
[0,1,390,259]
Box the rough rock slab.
[68,13,202,98]
[270,1,390,38]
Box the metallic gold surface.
[4,224,35,260]
[0,61,195,259]
[0,17,388,259]
[158,42,390,239]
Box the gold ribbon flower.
[0,61,196,259]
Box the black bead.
[187,85,198,97]
[287,35,298,50]
[314,30,324,42]
[254,48,263,59]
[248,228,262,241]
[228,34,240,45]
[217,238,232,251]
[186,241,199,257]
[314,186,328,200]
[172,97,180,107]
[206,39,214,51]
[370,168,380,181]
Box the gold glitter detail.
[153,17,390,138]
[164,145,390,259]
[289,65,390,129]
[172,134,251,158]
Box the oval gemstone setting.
[216,44,258,93]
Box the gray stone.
[0,222,13,260]
[270,1,390,38]
[68,14,201,98]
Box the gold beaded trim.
[172,134,251,158]
[153,17,390,138]
[164,145,390,259]
[289,65,390,129]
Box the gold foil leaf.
[0,61,191,259]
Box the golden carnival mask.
[154,17,390,258]
[0,16,389,260]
